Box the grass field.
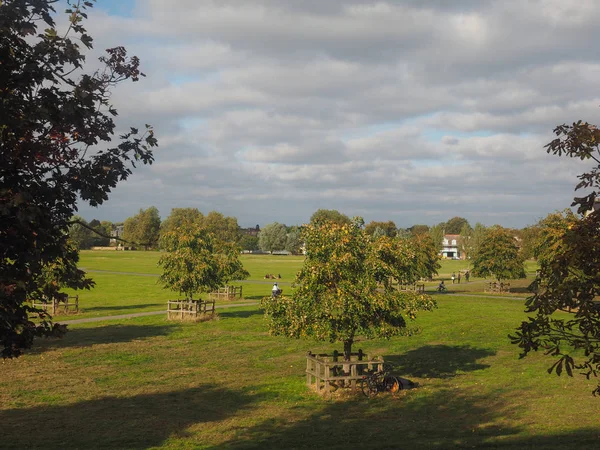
[62,251,538,320]
[4,251,596,449]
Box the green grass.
[6,251,590,448]
[3,295,599,449]
[61,252,537,320]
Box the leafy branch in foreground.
[511,121,600,395]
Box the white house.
[441,234,463,259]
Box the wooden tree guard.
[484,281,511,293]
[306,350,385,395]
[167,299,215,320]
[208,285,243,301]
[32,295,79,315]
[397,283,425,293]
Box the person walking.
[451,272,456,284]
[465,271,470,282]
[457,272,461,284]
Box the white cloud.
[75,1,600,228]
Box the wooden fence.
[31,295,79,315]
[167,299,215,320]
[484,281,511,293]
[397,283,425,293]
[208,285,243,301]
[306,350,385,395]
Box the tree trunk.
[343,339,353,361]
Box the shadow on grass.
[213,388,599,449]
[81,303,162,313]
[0,385,260,449]
[32,323,178,352]
[219,309,264,319]
[386,345,495,379]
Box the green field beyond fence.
[2,251,598,449]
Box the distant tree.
[472,226,526,281]
[365,220,397,237]
[445,217,470,235]
[261,218,437,361]
[87,219,109,247]
[409,224,430,236]
[258,222,287,253]
[428,223,445,252]
[239,235,260,252]
[309,209,351,226]
[123,207,161,250]
[410,233,442,281]
[458,223,473,260]
[160,208,204,239]
[32,243,94,305]
[519,225,541,260]
[159,225,249,300]
[285,226,303,255]
[69,216,94,249]
[203,211,241,245]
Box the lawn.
[2,293,599,449]
[63,251,537,320]
[6,251,589,449]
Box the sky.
[71,0,600,229]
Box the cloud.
[75,1,600,228]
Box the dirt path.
[57,301,259,325]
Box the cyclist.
[271,282,282,298]
[437,280,447,292]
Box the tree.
[258,222,287,253]
[160,208,204,240]
[364,220,397,237]
[445,217,470,234]
[428,223,445,252]
[458,222,473,260]
[309,209,351,226]
[261,218,437,361]
[410,233,442,281]
[409,224,429,236]
[159,225,249,300]
[511,121,600,395]
[285,226,303,255]
[123,207,161,250]
[519,224,541,260]
[471,226,526,281]
[0,0,157,357]
[239,234,259,252]
[68,215,94,249]
[203,211,241,245]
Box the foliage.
[511,121,600,396]
[31,242,94,304]
[0,0,157,357]
[123,207,161,250]
[309,209,351,226]
[285,226,303,254]
[203,211,241,245]
[512,210,600,395]
[428,223,445,252]
[472,226,526,281]
[460,222,487,261]
[160,208,204,239]
[364,220,397,237]
[519,224,541,260]
[159,225,249,300]
[258,222,287,253]
[239,234,259,252]
[409,224,430,236]
[261,218,437,360]
[410,233,442,281]
[445,217,471,234]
